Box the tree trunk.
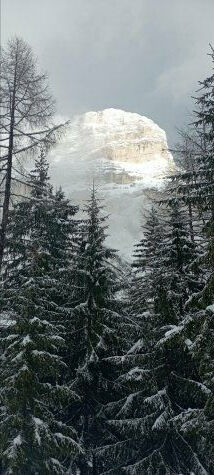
[188,201,195,244]
[0,79,16,271]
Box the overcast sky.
[2,0,214,144]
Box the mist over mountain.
[49,108,175,258]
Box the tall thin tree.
[0,36,67,270]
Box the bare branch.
[0,36,61,270]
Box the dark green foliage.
[0,276,81,474]
[1,47,214,475]
[97,205,208,474]
[0,151,81,473]
[66,186,132,473]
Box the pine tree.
[193,304,214,473]
[192,48,214,308]
[164,201,204,317]
[130,207,164,316]
[0,153,82,473]
[162,49,214,472]
[0,277,81,474]
[2,150,78,313]
[166,47,214,309]
[131,203,201,323]
[97,206,208,474]
[47,186,79,312]
[66,186,131,474]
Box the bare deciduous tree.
[0,36,67,270]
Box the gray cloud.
[2,0,214,144]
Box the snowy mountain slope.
[49,109,175,258]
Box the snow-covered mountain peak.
[49,108,175,258]
[62,107,174,169]
[81,108,165,138]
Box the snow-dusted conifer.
[0,152,82,473]
[130,207,164,317]
[67,185,130,474]
[98,206,208,474]
[3,150,78,311]
[166,48,214,309]
[161,50,214,471]
[0,283,81,473]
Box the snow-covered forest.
[0,36,213,475]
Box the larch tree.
[0,36,67,270]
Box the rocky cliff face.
[76,109,172,169]
[79,108,172,166]
[49,109,175,258]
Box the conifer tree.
[130,207,164,316]
[164,201,203,317]
[66,186,131,474]
[3,150,78,311]
[163,49,214,471]
[167,47,214,309]
[0,152,82,473]
[131,203,201,323]
[98,206,208,474]
[192,48,214,308]
[0,276,81,474]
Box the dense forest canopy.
[0,37,213,475]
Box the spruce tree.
[0,274,81,474]
[98,206,208,474]
[3,150,78,311]
[163,49,214,471]
[130,207,164,316]
[66,186,131,474]
[0,151,82,473]
[166,47,214,308]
